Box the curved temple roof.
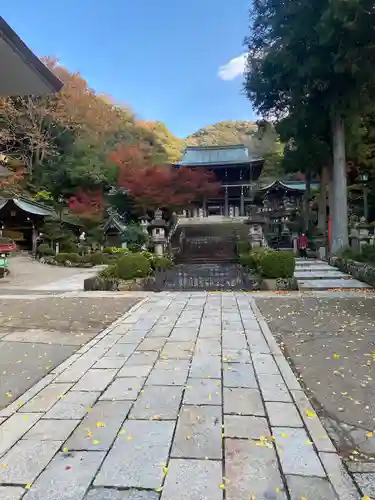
[174,144,263,167]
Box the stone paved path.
[0,293,364,499]
[295,258,370,291]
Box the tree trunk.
[303,170,312,231]
[331,112,348,253]
[318,165,329,233]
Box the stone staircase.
[176,236,237,264]
[294,259,370,291]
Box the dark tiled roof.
[175,144,262,166]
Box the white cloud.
[218,53,247,81]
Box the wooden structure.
[0,197,55,252]
[103,213,127,247]
[0,16,62,96]
[173,144,264,217]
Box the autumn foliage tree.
[67,189,104,222]
[110,145,220,214]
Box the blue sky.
[2,0,255,138]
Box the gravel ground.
[0,297,140,409]
[256,296,375,458]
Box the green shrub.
[60,241,79,253]
[55,252,81,264]
[238,254,256,269]
[115,253,151,280]
[90,252,110,265]
[140,251,154,261]
[237,240,251,255]
[38,243,55,257]
[152,256,174,270]
[361,244,375,263]
[99,265,119,279]
[103,246,130,254]
[258,251,295,278]
[240,248,271,272]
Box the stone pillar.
[199,208,204,218]
[240,186,245,216]
[203,198,207,217]
[154,243,164,256]
[229,206,234,218]
[331,113,348,253]
[32,226,38,257]
[224,187,229,217]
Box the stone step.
[298,277,370,290]
[294,270,349,280]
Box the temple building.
[173,145,315,223]
[173,145,264,217]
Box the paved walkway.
[295,259,370,291]
[0,293,364,499]
[3,255,100,292]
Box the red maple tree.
[68,189,104,221]
[111,145,220,213]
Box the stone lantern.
[245,209,268,248]
[150,209,167,256]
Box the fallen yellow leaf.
[305,409,316,419]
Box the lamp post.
[359,172,369,221]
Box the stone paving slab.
[94,420,174,489]
[0,439,62,484]
[130,385,183,420]
[171,405,222,459]
[225,439,287,499]
[85,490,159,500]
[273,427,326,477]
[0,486,26,500]
[24,451,106,500]
[286,475,338,500]
[223,387,265,416]
[64,401,131,451]
[161,458,223,500]
[0,293,365,498]
[183,378,222,405]
[100,377,145,401]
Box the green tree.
[244,0,375,252]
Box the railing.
[150,264,259,291]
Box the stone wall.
[330,256,375,287]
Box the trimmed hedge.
[55,252,81,264]
[259,251,295,278]
[38,243,55,257]
[116,253,151,280]
[239,248,295,279]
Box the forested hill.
[185,120,258,147]
[184,120,283,178]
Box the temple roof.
[0,197,55,216]
[0,16,62,96]
[103,213,127,233]
[174,144,263,167]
